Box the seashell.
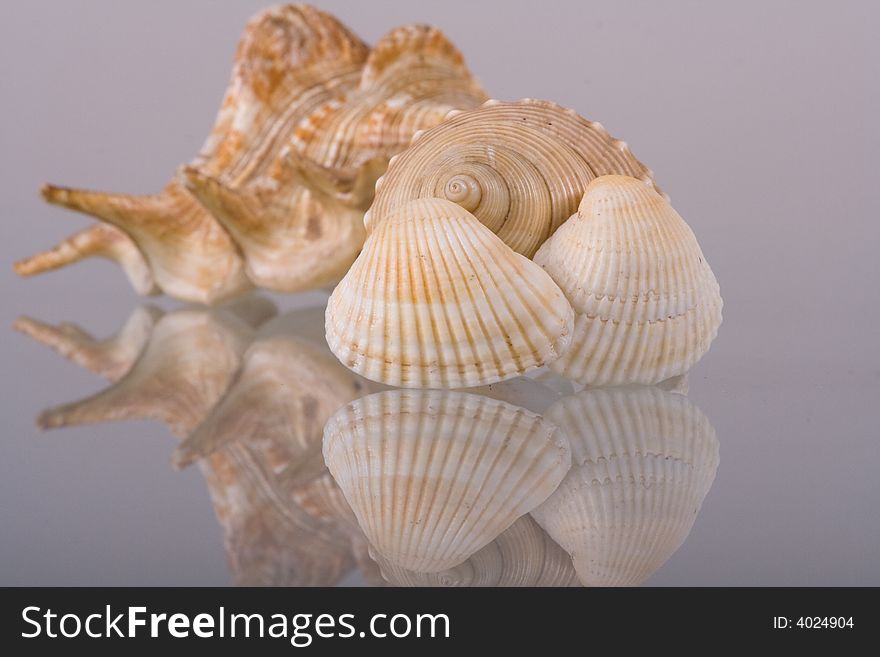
[29,301,273,437]
[364,99,662,258]
[14,305,163,381]
[325,198,574,388]
[533,175,722,386]
[530,386,719,587]
[322,389,571,572]
[371,515,579,587]
[173,308,370,471]
[14,223,157,296]
[20,7,487,303]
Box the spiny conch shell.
[14,224,157,296]
[365,99,663,258]
[14,305,163,381]
[322,389,571,572]
[530,386,720,587]
[325,198,574,388]
[182,22,487,294]
[20,6,488,303]
[533,175,723,385]
[370,515,578,587]
[29,297,277,437]
[173,308,371,472]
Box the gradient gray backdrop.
[1,0,877,585]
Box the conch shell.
[325,198,574,388]
[323,389,571,572]
[16,5,487,303]
[370,515,578,587]
[531,386,719,586]
[534,175,722,385]
[326,99,662,388]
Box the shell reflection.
[322,388,571,572]
[531,386,719,586]
[17,300,377,586]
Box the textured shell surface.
[322,389,571,572]
[366,99,662,258]
[18,5,488,303]
[530,386,719,587]
[370,515,578,587]
[534,175,723,386]
[325,197,574,388]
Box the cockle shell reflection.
[531,386,719,586]
[370,515,578,587]
[16,5,487,303]
[323,389,571,572]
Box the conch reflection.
[16,296,719,586]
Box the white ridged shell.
[322,389,571,572]
[325,198,574,388]
[533,175,722,385]
[530,386,719,587]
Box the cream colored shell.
[326,198,574,388]
[367,99,662,258]
[322,389,571,572]
[534,175,722,386]
[531,386,719,586]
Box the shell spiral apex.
[325,197,575,388]
[364,99,663,258]
[534,175,722,386]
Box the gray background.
[1,0,877,585]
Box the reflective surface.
[2,1,878,586]
[7,297,722,587]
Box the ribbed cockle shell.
[325,198,574,388]
[533,175,722,386]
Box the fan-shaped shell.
[366,99,662,258]
[370,515,578,587]
[322,389,571,572]
[533,175,722,385]
[530,386,719,587]
[326,198,574,388]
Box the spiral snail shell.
[366,98,663,258]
